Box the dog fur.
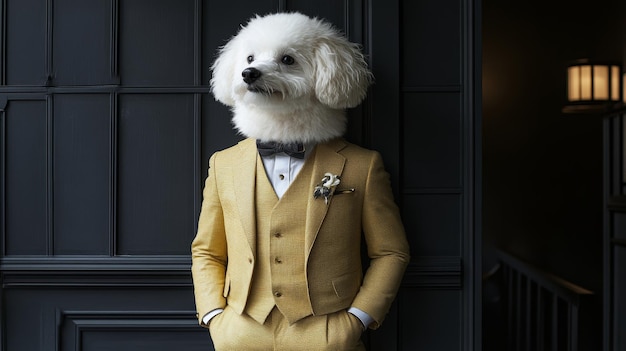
[210,12,372,144]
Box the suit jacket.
[191,138,410,328]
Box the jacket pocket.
[223,274,231,298]
[331,271,360,300]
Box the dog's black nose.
[242,67,262,84]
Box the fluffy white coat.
[210,12,372,143]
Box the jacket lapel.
[232,138,258,256]
[305,139,347,255]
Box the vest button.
[274,257,282,264]
[274,232,282,238]
[274,291,282,297]
[248,258,253,264]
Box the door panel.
[0,0,480,350]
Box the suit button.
[248,258,253,264]
[274,232,282,238]
[274,291,282,297]
[274,257,282,264]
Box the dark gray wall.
[0,0,481,350]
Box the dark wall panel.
[61,311,208,350]
[1,0,480,350]
[398,0,476,347]
[80,330,208,351]
[400,289,461,350]
[117,94,195,255]
[402,0,461,86]
[4,100,48,255]
[53,0,113,86]
[120,0,196,86]
[286,0,345,31]
[286,0,366,51]
[5,0,46,85]
[202,95,241,175]
[53,94,111,255]
[403,93,461,189]
[3,287,206,351]
[402,194,461,256]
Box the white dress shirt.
[203,143,373,330]
[259,147,311,199]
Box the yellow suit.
[191,137,410,331]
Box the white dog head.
[210,12,372,143]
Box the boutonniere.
[313,173,341,204]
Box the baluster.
[569,304,578,351]
[516,273,523,351]
[552,294,559,351]
[536,286,545,351]
[507,266,515,351]
[526,280,532,351]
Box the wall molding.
[0,257,192,287]
[402,256,462,289]
[59,310,204,349]
[1,256,463,289]
[60,310,199,329]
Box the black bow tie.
[257,140,306,159]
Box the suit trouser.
[209,306,366,351]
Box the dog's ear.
[210,37,240,106]
[314,36,373,109]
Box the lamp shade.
[564,59,622,113]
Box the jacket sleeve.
[191,153,228,325]
[350,151,411,329]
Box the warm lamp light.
[563,59,623,114]
[623,72,626,103]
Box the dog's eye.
[247,55,254,63]
[281,55,295,65]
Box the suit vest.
[244,155,315,324]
